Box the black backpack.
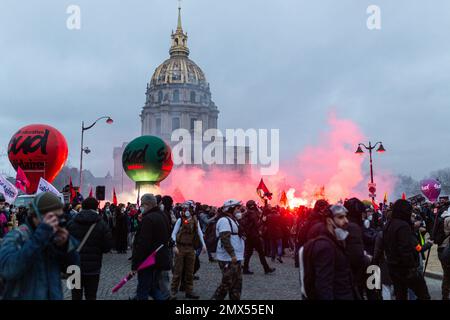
[204,218,219,253]
[204,217,240,254]
[299,235,334,300]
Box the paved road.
[63,249,443,300]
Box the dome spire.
[170,1,189,57]
[177,1,183,31]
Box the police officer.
[170,202,206,299]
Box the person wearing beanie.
[0,192,79,300]
[131,193,171,300]
[383,199,430,300]
[67,197,112,300]
[343,197,372,299]
[300,203,355,300]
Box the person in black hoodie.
[383,199,430,300]
[132,194,171,300]
[242,200,275,274]
[114,205,129,254]
[343,197,370,299]
[67,197,112,300]
[267,208,284,263]
[305,204,355,300]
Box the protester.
[114,205,128,254]
[212,199,245,300]
[267,208,284,263]
[383,199,431,300]
[170,202,206,299]
[0,192,79,300]
[67,197,113,300]
[344,198,372,299]
[300,204,355,300]
[373,208,394,300]
[242,200,275,274]
[436,207,450,300]
[131,194,171,300]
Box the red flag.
[15,166,30,193]
[113,188,118,205]
[280,190,288,207]
[256,178,272,200]
[172,187,186,204]
[89,187,93,198]
[69,177,76,203]
[371,199,380,211]
[402,192,407,200]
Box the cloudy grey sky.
[1,0,449,179]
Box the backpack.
[204,219,218,253]
[204,217,239,254]
[298,235,334,300]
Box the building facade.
[111,7,250,194]
[140,7,219,142]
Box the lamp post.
[355,141,386,201]
[80,116,113,193]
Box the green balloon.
[122,136,173,184]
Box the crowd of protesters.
[0,191,449,301]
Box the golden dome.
[150,6,208,88]
[150,56,207,87]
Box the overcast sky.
[1,0,449,179]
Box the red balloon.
[8,124,68,194]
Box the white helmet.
[223,199,242,210]
[182,200,194,208]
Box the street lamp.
[79,116,113,193]
[355,141,386,201]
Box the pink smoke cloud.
[159,111,396,206]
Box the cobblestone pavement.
[63,249,443,300]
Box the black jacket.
[383,218,419,269]
[309,224,355,300]
[132,206,171,271]
[346,222,368,284]
[242,208,261,240]
[266,212,283,240]
[67,210,112,275]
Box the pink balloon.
[421,179,441,202]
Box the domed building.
[140,7,219,141]
[111,6,250,195]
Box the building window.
[156,118,162,135]
[173,90,180,102]
[172,117,180,130]
[190,118,198,130]
[190,91,196,103]
[158,91,163,103]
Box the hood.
[143,205,160,216]
[344,198,365,226]
[392,200,413,223]
[73,210,101,224]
